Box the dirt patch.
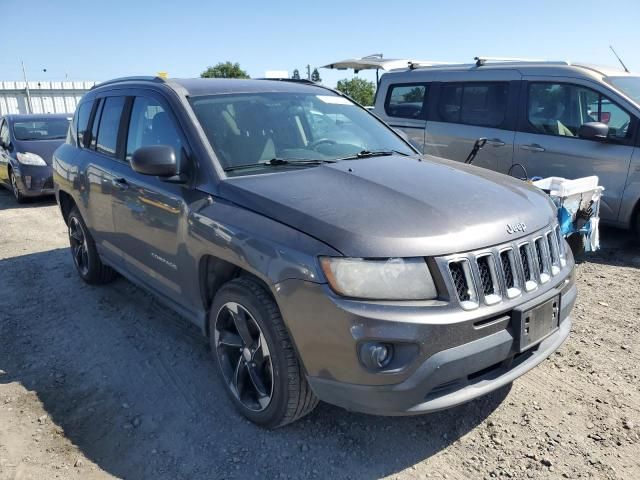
[0,188,638,480]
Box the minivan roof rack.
[91,76,166,89]
[474,56,570,67]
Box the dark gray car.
[53,77,576,428]
[0,114,71,202]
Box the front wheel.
[67,208,117,284]
[9,169,26,204]
[210,277,318,428]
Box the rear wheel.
[67,208,117,284]
[9,169,26,204]
[210,277,318,428]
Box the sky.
[2,0,640,87]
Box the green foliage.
[200,62,250,79]
[336,77,376,106]
[311,68,321,83]
[292,69,300,80]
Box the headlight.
[16,152,47,166]
[320,257,437,300]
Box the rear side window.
[385,84,428,119]
[438,82,509,127]
[76,101,93,147]
[89,99,104,150]
[125,97,182,162]
[96,97,125,156]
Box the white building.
[0,80,97,116]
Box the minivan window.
[0,120,9,146]
[385,84,427,119]
[190,92,414,174]
[126,97,182,162]
[96,97,125,156]
[528,83,631,140]
[438,82,508,128]
[76,101,93,147]
[608,76,640,105]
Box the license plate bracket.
[512,294,560,352]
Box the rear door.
[424,70,520,173]
[513,78,637,222]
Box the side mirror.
[578,122,609,141]
[131,145,178,177]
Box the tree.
[311,68,322,83]
[292,69,300,80]
[336,77,376,106]
[404,86,424,102]
[200,62,250,79]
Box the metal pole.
[21,61,33,114]
[306,64,311,80]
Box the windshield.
[13,118,70,141]
[189,92,414,174]
[608,76,640,105]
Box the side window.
[385,84,428,119]
[0,120,9,147]
[528,83,632,140]
[125,97,182,162]
[89,99,104,150]
[438,82,509,127]
[75,101,93,147]
[96,97,125,156]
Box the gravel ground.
[0,188,638,480]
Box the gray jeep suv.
[53,76,576,428]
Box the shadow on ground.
[577,226,639,268]
[0,247,509,479]
[0,187,56,210]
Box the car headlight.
[320,257,437,300]
[16,152,47,166]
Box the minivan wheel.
[9,169,26,204]
[67,208,117,284]
[210,277,318,428]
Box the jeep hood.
[218,155,556,258]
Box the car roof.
[4,113,71,122]
[91,77,338,98]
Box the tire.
[67,208,117,285]
[634,209,640,244]
[209,276,318,428]
[9,168,26,204]
[567,233,586,259]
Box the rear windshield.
[608,76,640,105]
[189,92,413,174]
[13,118,71,141]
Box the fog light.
[360,342,394,370]
[25,176,32,189]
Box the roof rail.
[256,78,317,85]
[91,76,166,90]
[474,56,570,67]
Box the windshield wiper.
[335,149,413,161]
[223,158,335,172]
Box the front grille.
[520,245,532,281]
[500,251,515,289]
[477,256,495,295]
[441,225,563,309]
[449,261,470,301]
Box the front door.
[513,80,636,222]
[0,119,10,184]
[112,94,190,306]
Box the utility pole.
[306,64,311,80]
[21,61,33,114]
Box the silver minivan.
[374,59,640,236]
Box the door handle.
[521,144,545,152]
[112,177,129,190]
[487,138,506,147]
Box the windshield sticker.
[316,95,353,105]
